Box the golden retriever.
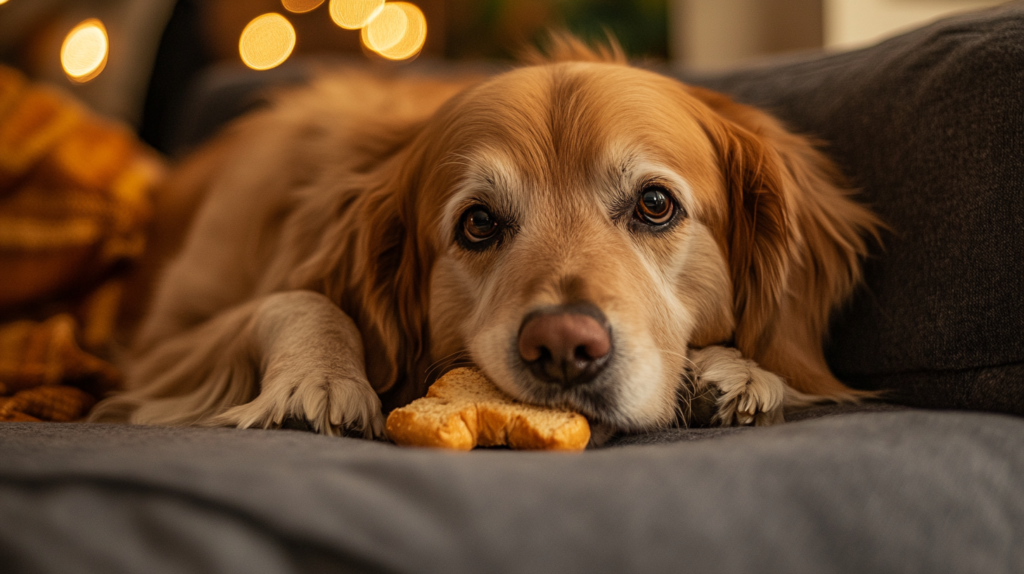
[91,38,880,441]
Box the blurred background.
[0,0,1009,154]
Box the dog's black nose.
[518,303,612,387]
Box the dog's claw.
[739,394,755,415]
[208,370,385,438]
[689,346,785,428]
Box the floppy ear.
[691,87,882,400]
[715,115,792,353]
[290,143,434,409]
[352,172,433,408]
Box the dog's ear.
[692,87,790,357]
[290,144,433,406]
[354,171,432,405]
[715,113,791,353]
[691,87,882,399]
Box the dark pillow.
[678,3,1024,414]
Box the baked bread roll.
[386,367,591,451]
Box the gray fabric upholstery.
[679,2,1024,414]
[2,413,1023,574]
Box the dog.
[91,37,881,441]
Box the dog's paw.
[210,368,385,438]
[689,346,785,427]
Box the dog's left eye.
[634,186,675,226]
[461,206,500,243]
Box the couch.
[2,4,1022,573]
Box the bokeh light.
[61,19,109,83]
[362,4,406,52]
[329,0,385,30]
[238,13,296,71]
[282,0,324,14]
[362,2,427,60]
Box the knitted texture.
[0,65,164,421]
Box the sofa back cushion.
[680,3,1024,414]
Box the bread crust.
[386,368,591,450]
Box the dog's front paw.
[689,346,785,427]
[210,367,385,438]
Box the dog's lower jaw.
[505,345,788,443]
[517,377,682,442]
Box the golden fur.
[92,37,880,437]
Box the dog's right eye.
[635,186,675,226]
[460,206,500,246]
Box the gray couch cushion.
[2,413,1023,574]
[680,3,1024,415]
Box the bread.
[386,367,591,451]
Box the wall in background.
[670,0,822,70]
[824,0,1007,49]
[671,0,1009,70]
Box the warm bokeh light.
[329,0,385,30]
[362,4,406,53]
[238,13,296,71]
[61,19,109,83]
[0,0,9,5]
[282,0,324,13]
[361,2,427,60]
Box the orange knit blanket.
[0,65,164,422]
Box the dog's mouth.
[511,365,622,421]
[520,375,627,446]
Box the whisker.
[657,348,707,429]
[424,349,474,382]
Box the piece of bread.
[386,367,591,451]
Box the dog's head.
[342,40,878,432]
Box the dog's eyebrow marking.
[439,149,524,246]
[601,146,696,220]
